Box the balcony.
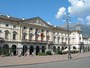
[21,39,53,44]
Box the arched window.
[5,30,9,40]
[58,37,60,43]
[13,31,17,40]
[62,37,64,42]
[53,36,56,43]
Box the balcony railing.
[21,39,53,44]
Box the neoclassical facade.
[0,15,90,56]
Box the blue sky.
[0,0,90,26]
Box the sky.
[0,0,90,26]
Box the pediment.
[23,17,52,27]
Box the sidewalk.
[0,52,90,67]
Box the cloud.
[68,0,90,17]
[47,21,52,25]
[77,18,83,23]
[55,7,66,19]
[56,0,90,25]
[86,16,90,25]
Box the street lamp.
[63,13,72,59]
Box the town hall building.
[0,14,90,56]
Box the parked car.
[62,45,80,54]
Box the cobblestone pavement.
[0,52,90,67]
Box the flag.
[41,33,45,38]
[35,29,40,35]
[34,29,38,34]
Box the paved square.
[0,52,90,67]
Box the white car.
[62,45,80,54]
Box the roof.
[22,17,67,31]
[0,14,23,22]
[0,14,67,31]
[71,30,82,32]
[53,26,67,31]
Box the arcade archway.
[36,46,40,55]
[11,45,17,56]
[29,46,34,55]
[42,46,45,53]
[53,46,56,52]
[3,44,9,55]
[22,45,28,56]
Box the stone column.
[40,47,42,53]
[33,47,36,55]
[17,48,22,57]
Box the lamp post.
[63,13,72,59]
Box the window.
[13,25,16,28]
[41,33,44,41]
[57,32,59,35]
[58,37,60,43]
[79,37,81,40]
[23,27,26,29]
[62,37,64,41]
[53,36,56,43]
[5,30,9,40]
[65,38,67,41]
[30,27,33,30]
[13,31,17,40]
[6,24,9,27]
[69,38,70,40]
[13,33,16,40]
[22,33,27,40]
[41,29,44,32]
[23,35,26,40]
[5,32,8,39]
[46,30,49,35]
[46,35,50,41]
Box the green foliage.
[38,52,47,56]
[57,51,63,55]
[0,48,11,56]
[46,51,52,55]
